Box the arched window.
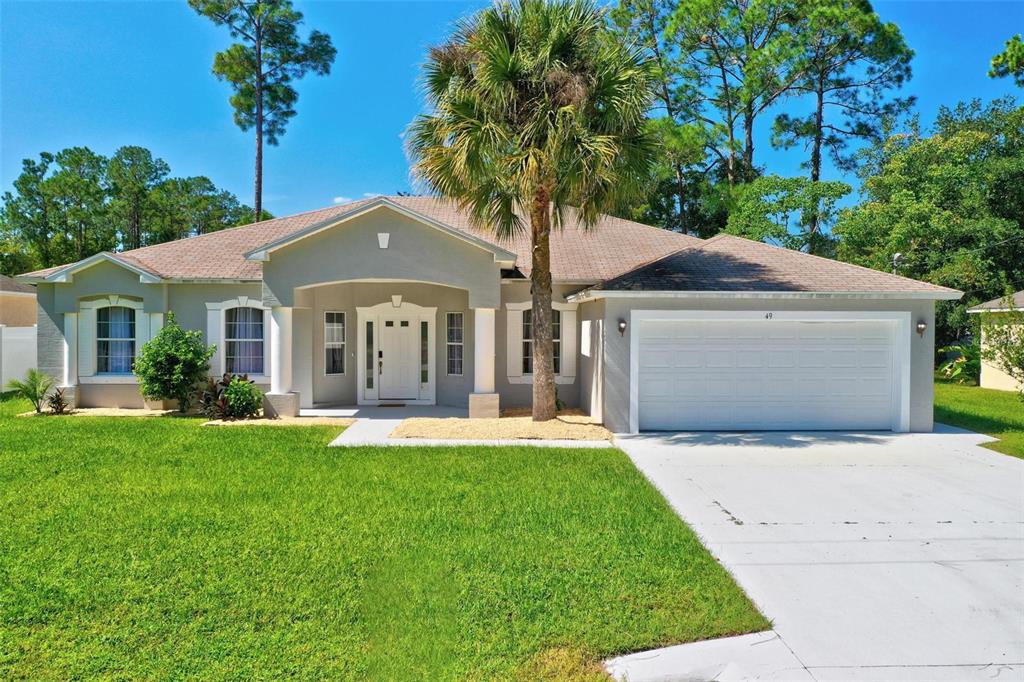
[225,307,264,374]
[96,306,136,374]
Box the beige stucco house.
[17,196,960,432]
[1,274,38,387]
[969,291,1023,392]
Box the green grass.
[0,393,767,680]
[934,381,1024,459]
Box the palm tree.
[408,0,657,421]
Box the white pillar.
[473,307,496,393]
[63,313,78,387]
[270,306,292,395]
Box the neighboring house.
[969,291,1023,392]
[17,196,960,432]
[0,274,38,387]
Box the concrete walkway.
[608,425,1024,681]
[315,405,614,448]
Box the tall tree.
[189,0,336,221]
[725,174,851,253]
[107,146,170,250]
[1,153,56,270]
[990,34,1024,87]
[834,98,1024,344]
[409,0,657,421]
[45,147,113,262]
[771,0,913,192]
[666,0,806,186]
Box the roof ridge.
[709,234,961,292]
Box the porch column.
[469,307,499,418]
[267,306,299,416]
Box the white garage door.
[637,319,897,431]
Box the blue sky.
[1,0,1020,218]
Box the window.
[365,321,374,389]
[225,307,264,374]
[96,306,135,373]
[522,309,560,375]
[421,321,429,383]
[325,312,345,375]
[446,312,463,376]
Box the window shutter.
[560,309,577,378]
[506,309,522,377]
[78,308,95,377]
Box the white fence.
[0,325,37,388]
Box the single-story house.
[969,291,1023,392]
[17,196,960,432]
[0,274,38,387]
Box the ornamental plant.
[197,373,263,420]
[134,312,215,413]
[5,369,55,414]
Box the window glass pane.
[420,321,429,383]
[225,307,263,374]
[365,321,374,389]
[447,344,463,376]
[447,313,463,343]
[326,347,345,375]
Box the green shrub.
[938,341,981,384]
[5,369,55,414]
[134,312,214,412]
[197,374,263,420]
[223,378,263,419]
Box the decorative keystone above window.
[377,232,390,249]
[391,295,402,308]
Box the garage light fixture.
[916,320,927,337]
[618,319,627,336]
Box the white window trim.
[446,311,464,376]
[504,301,577,384]
[324,311,346,376]
[626,310,912,435]
[77,296,155,385]
[206,296,270,381]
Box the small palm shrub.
[134,312,215,412]
[46,387,71,414]
[5,369,55,414]
[197,374,263,420]
[938,341,981,384]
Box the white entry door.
[637,318,899,431]
[379,318,419,400]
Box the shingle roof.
[20,196,699,283]
[588,234,961,297]
[0,274,35,295]
[969,291,1024,312]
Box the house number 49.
[764,313,774,319]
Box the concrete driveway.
[609,426,1024,681]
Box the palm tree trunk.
[530,187,557,422]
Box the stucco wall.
[166,283,263,345]
[262,208,503,309]
[979,322,1022,391]
[595,296,937,433]
[578,299,605,420]
[305,281,475,407]
[53,261,165,313]
[496,281,583,409]
[0,293,37,326]
[35,284,64,384]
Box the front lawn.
[0,394,766,680]
[934,382,1024,459]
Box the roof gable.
[23,252,163,284]
[244,198,518,264]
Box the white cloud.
[362,192,382,198]
[332,196,353,204]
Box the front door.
[379,318,419,400]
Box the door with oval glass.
[379,318,419,399]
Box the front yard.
[0,395,766,680]
[934,382,1024,459]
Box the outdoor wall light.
[618,319,627,336]
[916,320,928,337]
